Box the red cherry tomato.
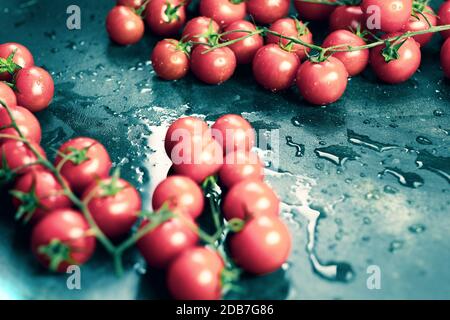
[246,0,290,25]
[322,30,369,76]
[14,66,54,112]
[146,0,186,36]
[117,0,144,8]
[401,6,437,46]
[252,44,300,92]
[181,17,221,44]
[199,0,246,28]
[361,0,413,33]
[441,38,450,78]
[370,35,421,84]
[222,179,279,220]
[31,209,96,272]
[229,215,291,275]
[82,177,141,238]
[0,105,42,144]
[0,82,17,108]
[439,1,450,39]
[54,137,112,194]
[266,18,313,61]
[294,0,336,21]
[0,140,46,175]
[190,45,236,84]
[222,20,263,64]
[13,170,72,223]
[167,247,224,300]
[106,6,145,45]
[137,215,198,269]
[219,150,264,189]
[152,175,205,219]
[329,5,364,31]
[151,39,189,80]
[296,57,348,105]
[0,43,34,81]
[211,113,255,154]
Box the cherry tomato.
[252,44,300,92]
[361,0,413,33]
[296,57,348,105]
[0,43,34,81]
[199,0,246,28]
[222,179,279,220]
[229,215,291,275]
[322,30,369,76]
[0,140,46,175]
[137,214,198,269]
[221,20,263,64]
[294,0,336,21]
[211,114,255,153]
[167,247,224,300]
[370,34,421,84]
[14,66,54,112]
[31,209,96,272]
[0,82,17,108]
[146,0,186,36]
[165,116,211,157]
[151,39,189,80]
[190,45,236,84]
[439,1,450,39]
[246,0,290,25]
[329,5,364,31]
[266,18,313,61]
[152,175,204,219]
[117,0,144,8]
[12,170,72,224]
[219,150,264,189]
[106,6,145,45]
[181,17,221,44]
[441,38,450,78]
[54,137,112,194]
[401,6,437,46]
[0,105,42,144]
[82,177,141,238]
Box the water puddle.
[415,150,450,183]
[347,129,399,152]
[285,136,305,157]
[378,167,424,188]
[314,145,360,166]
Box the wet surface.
[0,0,449,299]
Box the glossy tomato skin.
[199,0,246,28]
[322,30,369,76]
[152,175,204,218]
[0,140,46,175]
[329,5,364,31]
[246,0,290,25]
[83,178,141,238]
[361,0,413,33]
[146,0,186,36]
[441,38,450,78]
[266,18,313,61]
[229,215,291,275]
[222,179,279,220]
[117,0,144,8]
[165,116,210,157]
[14,66,54,112]
[13,170,72,223]
[0,105,42,144]
[190,45,236,85]
[0,81,17,108]
[222,20,263,64]
[181,17,221,44]
[0,43,34,81]
[211,114,255,154]
[137,215,199,269]
[370,35,421,84]
[54,137,112,194]
[296,57,348,105]
[252,44,300,92]
[294,0,336,21]
[401,6,437,46]
[167,247,224,300]
[219,150,264,189]
[106,6,145,45]
[31,209,96,272]
[439,1,450,39]
[151,39,189,80]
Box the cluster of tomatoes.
[106,0,450,106]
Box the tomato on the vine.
[199,0,246,28]
[441,38,450,78]
[329,5,364,32]
[211,114,255,154]
[0,140,46,175]
[361,0,413,33]
[31,209,96,272]
[246,0,290,25]
[167,247,224,300]
[0,42,34,81]
[219,150,264,189]
[401,6,437,46]
[14,66,54,112]
[222,20,263,64]
[106,5,145,45]
[294,0,336,21]
[296,56,348,105]
[439,1,450,39]
[145,0,186,36]
[181,17,221,44]
[151,39,189,80]
[190,45,236,84]
[0,81,17,108]
[0,105,42,144]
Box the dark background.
[0,0,449,299]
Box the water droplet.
[379,167,424,188]
[314,145,360,166]
[383,185,399,194]
[416,136,432,145]
[415,150,450,183]
[389,240,404,253]
[285,136,305,157]
[408,224,426,234]
[433,109,444,117]
[347,129,398,152]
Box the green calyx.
[294,18,309,37]
[10,185,40,223]
[230,0,244,4]
[38,239,74,272]
[0,50,21,76]
[221,267,243,296]
[164,2,182,23]
[61,146,90,165]
[98,169,124,197]
[381,38,407,63]
[0,152,15,185]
